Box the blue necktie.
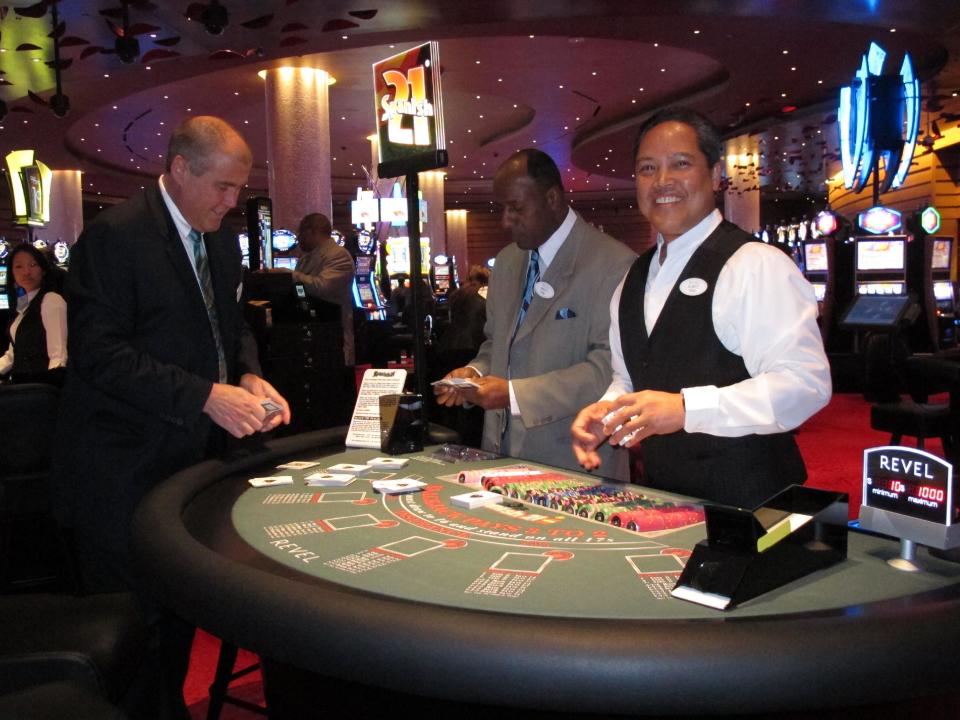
[190,229,228,383]
[512,249,540,343]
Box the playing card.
[367,457,410,469]
[248,476,294,487]
[277,460,321,470]
[371,478,427,495]
[304,472,355,487]
[450,490,504,509]
[327,463,371,476]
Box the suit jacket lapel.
[145,184,207,313]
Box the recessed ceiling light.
[782,49,789,54]
[341,35,348,40]
[475,60,480,64]
[693,29,700,34]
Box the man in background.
[291,212,356,366]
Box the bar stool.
[869,355,960,460]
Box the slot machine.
[245,196,273,270]
[926,235,956,349]
[353,254,387,320]
[271,229,298,270]
[854,236,907,298]
[430,254,456,303]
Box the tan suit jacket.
[470,214,636,480]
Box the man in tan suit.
[435,149,635,478]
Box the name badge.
[679,278,708,296]
[534,281,555,299]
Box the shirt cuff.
[509,380,521,416]
[681,385,719,432]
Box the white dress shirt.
[158,175,206,289]
[603,209,831,436]
[0,288,68,374]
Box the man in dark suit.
[435,149,635,478]
[572,108,830,507]
[54,116,289,717]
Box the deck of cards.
[371,478,427,495]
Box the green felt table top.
[229,446,960,620]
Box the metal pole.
[406,171,429,420]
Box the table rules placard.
[346,368,408,448]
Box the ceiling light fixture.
[200,0,229,36]
[114,0,140,64]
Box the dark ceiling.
[1,0,959,212]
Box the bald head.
[493,149,568,250]
[297,213,333,252]
[165,115,252,176]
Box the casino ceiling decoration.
[0,0,958,211]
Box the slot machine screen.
[359,285,375,304]
[932,239,952,271]
[272,229,297,253]
[352,199,379,226]
[238,233,250,268]
[811,283,827,302]
[0,294,8,311]
[856,239,905,271]
[0,266,6,286]
[434,265,450,291]
[379,198,408,225]
[804,242,828,272]
[933,281,954,302]
[272,256,297,271]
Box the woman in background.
[0,243,67,386]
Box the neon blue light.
[839,86,854,187]
[867,42,886,76]
[851,55,870,190]
[892,54,919,188]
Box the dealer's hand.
[602,390,685,448]
[571,400,615,470]
[433,366,481,407]
[240,373,292,430]
[203,383,267,438]
[461,375,510,411]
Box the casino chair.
[870,355,960,463]
[0,591,146,719]
[0,382,77,592]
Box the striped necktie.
[189,229,228,383]
[511,249,540,343]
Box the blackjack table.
[133,427,960,717]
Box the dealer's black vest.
[10,289,51,379]
[619,221,805,507]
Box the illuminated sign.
[858,206,902,235]
[4,150,52,226]
[373,42,448,178]
[838,42,920,194]
[815,210,838,236]
[921,207,942,234]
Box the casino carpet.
[181,392,946,717]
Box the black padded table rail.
[133,429,960,716]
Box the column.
[722,135,761,234]
[445,209,469,279]
[44,169,83,245]
[419,170,446,263]
[262,67,333,233]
